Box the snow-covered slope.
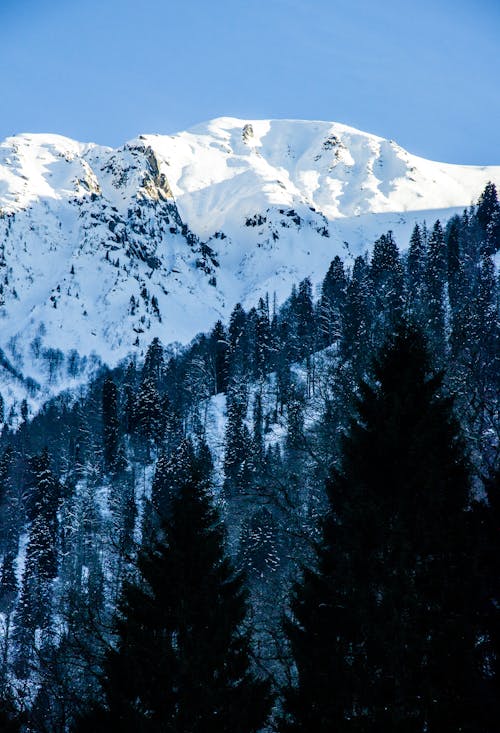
[0,117,498,412]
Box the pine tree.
[24,449,60,524]
[476,181,500,254]
[254,297,271,380]
[319,256,347,349]
[341,255,372,369]
[424,219,447,358]
[223,379,252,497]
[122,361,137,434]
[102,375,120,470]
[76,454,272,732]
[15,451,60,676]
[295,277,315,361]
[406,223,426,320]
[142,337,165,387]
[227,303,251,378]
[0,446,16,555]
[251,391,265,470]
[0,552,17,683]
[370,230,403,342]
[209,320,229,393]
[445,215,461,284]
[281,325,484,732]
[135,377,164,448]
[0,553,17,614]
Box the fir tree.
[341,255,372,369]
[424,219,447,358]
[281,325,484,732]
[76,455,272,732]
[135,377,164,448]
[102,375,120,470]
[15,450,60,676]
[406,223,426,319]
[122,361,137,434]
[227,303,251,378]
[476,181,500,253]
[370,230,403,341]
[142,337,165,387]
[445,215,461,284]
[209,320,229,393]
[251,391,265,470]
[223,379,252,497]
[320,257,347,322]
[254,297,271,380]
[0,552,17,614]
[24,449,60,524]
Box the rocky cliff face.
[0,117,498,414]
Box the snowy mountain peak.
[0,118,498,414]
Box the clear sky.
[1,0,499,164]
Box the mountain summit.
[0,117,498,409]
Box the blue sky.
[0,0,498,163]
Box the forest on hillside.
[0,183,497,731]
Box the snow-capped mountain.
[0,117,498,412]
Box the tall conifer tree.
[76,451,271,733]
[281,325,484,732]
[102,375,120,470]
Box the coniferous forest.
[0,183,498,731]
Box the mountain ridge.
[0,117,498,415]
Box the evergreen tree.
[102,375,121,470]
[14,450,60,676]
[341,255,372,369]
[251,391,265,471]
[317,256,346,348]
[406,223,426,319]
[209,320,229,393]
[18,511,58,624]
[0,552,17,614]
[407,224,425,288]
[227,303,251,378]
[76,457,271,732]
[142,337,165,387]
[0,447,16,555]
[295,277,316,361]
[223,380,252,497]
[135,377,164,448]
[281,325,484,732]
[424,219,447,358]
[370,230,403,342]
[122,361,138,435]
[0,552,17,684]
[24,449,60,524]
[476,181,500,254]
[254,297,271,380]
[445,215,461,284]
